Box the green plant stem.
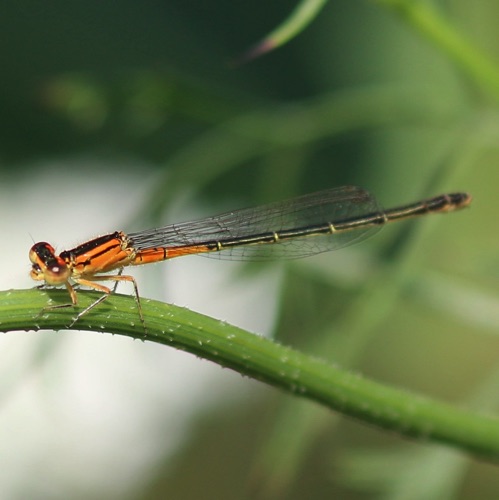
[239,0,328,60]
[376,0,499,101]
[2,288,499,460]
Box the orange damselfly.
[29,186,472,330]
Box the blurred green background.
[1,1,499,499]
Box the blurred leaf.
[238,0,328,62]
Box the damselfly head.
[29,242,70,285]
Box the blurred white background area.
[0,161,282,499]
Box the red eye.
[29,242,57,264]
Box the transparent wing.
[128,186,384,261]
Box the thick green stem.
[1,288,499,460]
